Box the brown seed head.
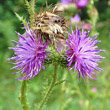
[33,5,68,48]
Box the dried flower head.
[66,27,104,80]
[8,25,48,80]
[33,5,68,49]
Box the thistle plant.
[8,0,104,110]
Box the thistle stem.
[30,0,35,26]
[38,64,58,110]
[60,70,66,110]
[19,80,30,110]
[30,0,35,14]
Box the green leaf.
[15,12,27,26]
[25,0,31,10]
[25,0,35,26]
[55,80,66,86]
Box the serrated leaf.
[55,80,66,86]
[25,0,35,26]
[25,0,31,10]
[15,12,27,26]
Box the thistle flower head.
[61,0,88,8]
[61,0,73,4]
[8,25,48,80]
[75,0,88,8]
[33,5,68,49]
[71,14,81,23]
[66,27,104,80]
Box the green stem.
[19,80,30,110]
[86,80,92,110]
[103,89,107,110]
[30,0,35,14]
[38,64,58,110]
[30,0,35,26]
[60,70,66,110]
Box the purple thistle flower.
[8,25,49,80]
[66,27,104,80]
[61,0,73,4]
[61,0,88,8]
[83,22,92,31]
[75,0,88,8]
[71,14,81,23]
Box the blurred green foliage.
[0,0,110,110]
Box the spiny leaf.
[42,79,49,97]
[30,0,36,14]
[55,80,66,86]
[25,0,31,11]
[15,12,27,26]
[25,0,35,26]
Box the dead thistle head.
[33,5,68,49]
